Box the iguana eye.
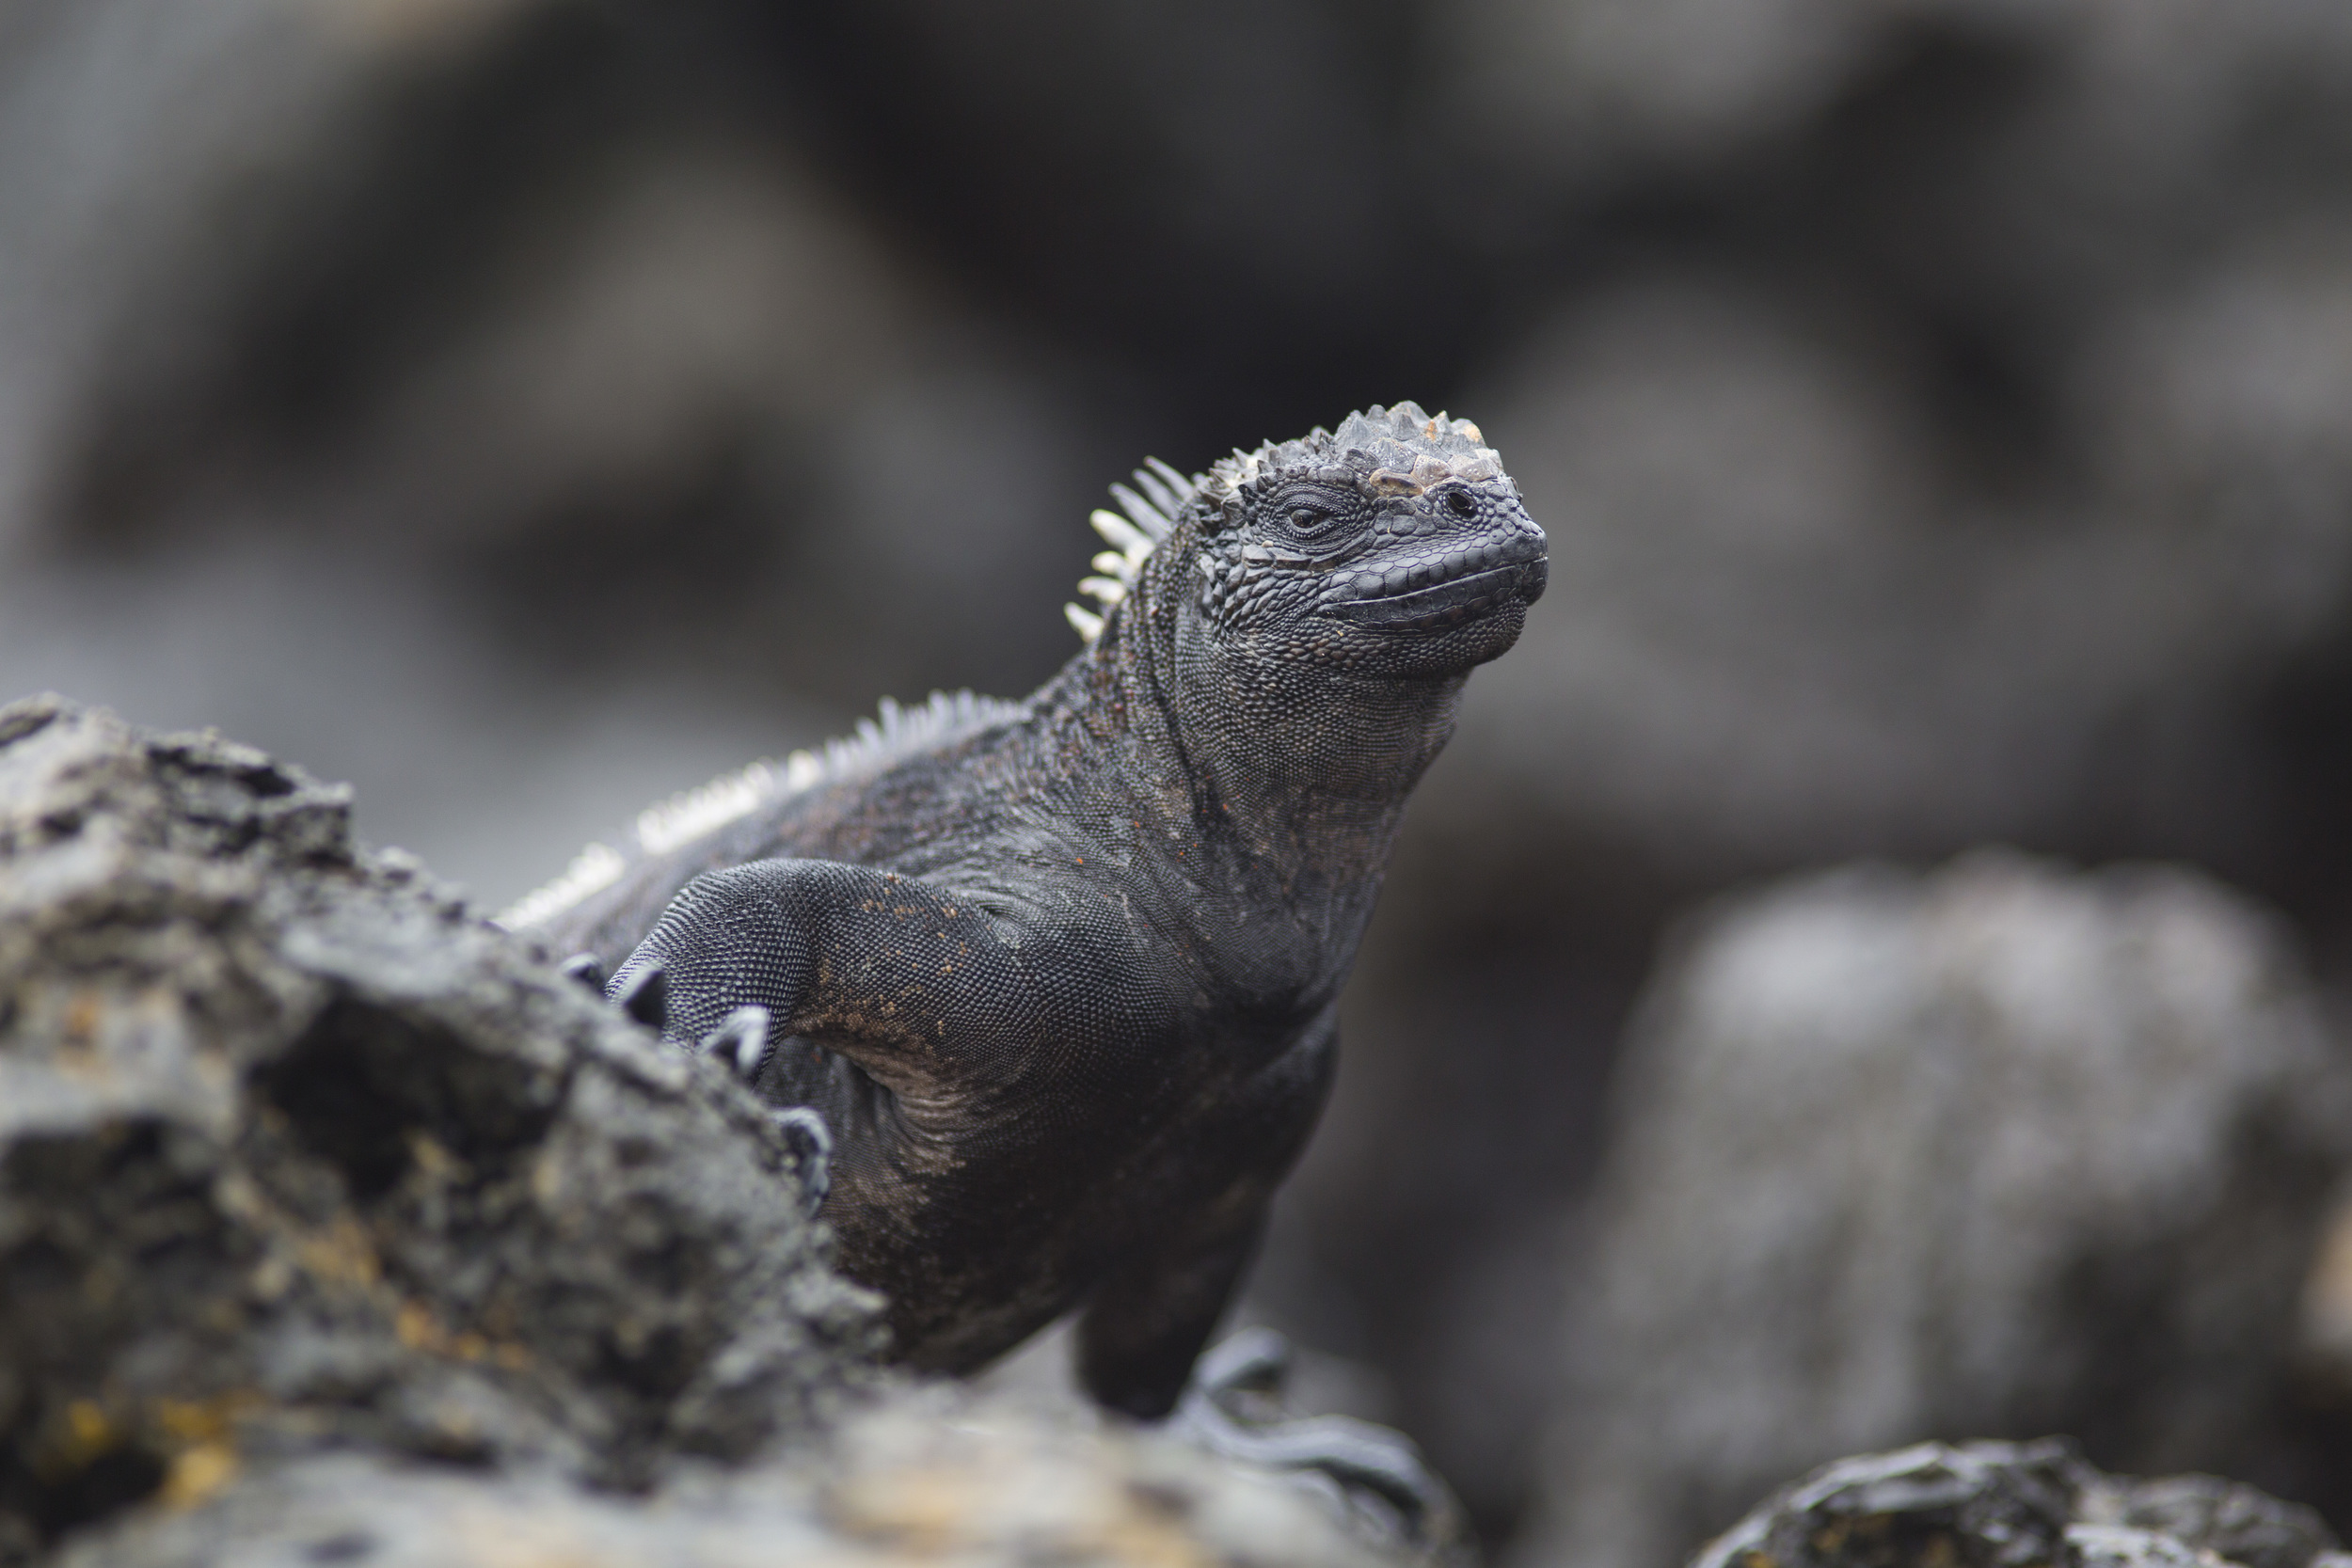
[1445,488,1476,518]
[1264,483,1358,546]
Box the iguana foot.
[691,1003,832,1215]
[595,964,831,1212]
[1169,1327,1467,1560]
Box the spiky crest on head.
[1208,402,1501,504]
[1065,403,1502,642]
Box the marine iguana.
[500,403,1545,1514]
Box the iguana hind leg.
[1079,1208,1265,1420]
[1172,1327,1466,1553]
[1080,1210,1465,1556]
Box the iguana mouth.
[1321,558,1547,631]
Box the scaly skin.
[516,403,1547,1425]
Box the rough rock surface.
[1518,853,2352,1568]
[0,694,1428,1567]
[0,691,876,1559]
[1691,1441,2348,1568]
[55,1386,1396,1568]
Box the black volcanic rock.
[1692,1441,2348,1568]
[0,693,875,1560]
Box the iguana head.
[1072,403,1547,683]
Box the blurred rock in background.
[8,0,2352,1556]
[1512,852,2352,1568]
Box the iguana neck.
[1049,540,1464,898]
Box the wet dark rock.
[1691,1441,2349,1568]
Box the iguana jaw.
[1318,550,1549,632]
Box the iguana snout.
[1317,486,1547,631]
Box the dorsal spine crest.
[494,689,1017,929]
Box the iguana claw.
[691,1006,826,1213]
[1193,1324,1291,1394]
[770,1105,832,1214]
[697,1004,773,1082]
[1171,1327,1465,1556]
[611,960,667,1030]
[558,952,607,992]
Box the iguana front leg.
[605,857,1081,1090]
[601,855,1129,1223]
